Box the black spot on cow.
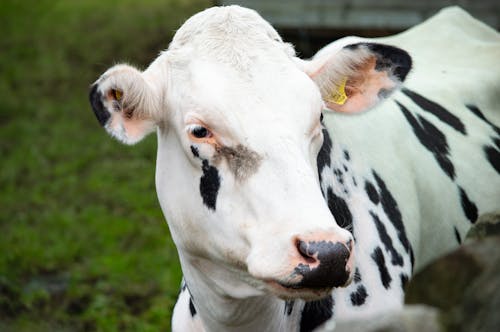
[371,246,392,289]
[402,88,466,135]
[370,211,404,266]
[177,280,188,298]
[454,226,462,244]
[189,297,197,317]
[89,84,110,126]
[400,273,409,290]
[458,186,478,223]
[410,247,415,273]
[361,43,412,81]
[326,188,353,230]
[484,145,500,174]
[364,180,380,205]
[333,168,344,185]
[190,145,200,158]
[300,296,333,332]
[372,171,411,254]
[350,285,368,306]
[200,160,220,211]
[352,177,358,187]
[465,104,500,174]
[343,150,350,161]
[317,128,333,183]
[284,300,294,316]
[466,104,500,135]
[353,268,362,283]
[397,101,456,180]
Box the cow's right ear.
[89,64,161,145]
[300,40,412,114]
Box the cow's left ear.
[89,64,162,145]
[305,42,412,113]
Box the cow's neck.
[179,254,290,332]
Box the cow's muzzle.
[263,238,353,300]
[288,239,353,289]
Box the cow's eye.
[188,124,212,139]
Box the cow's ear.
[89,64,162,145]
[306,42,412,113]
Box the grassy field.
[0,1,211,330]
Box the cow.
[88,5,500,332]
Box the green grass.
[0,0,212,330]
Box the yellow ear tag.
[113,89,123,101]
[328,77,348,105]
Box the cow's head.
[89,6,411,300]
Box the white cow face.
[89,6,411,300]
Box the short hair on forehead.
[168,6,296,71]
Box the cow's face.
[89,6,411,300]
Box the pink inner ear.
[108,112,153,143]
[328,57,397,113]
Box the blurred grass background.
[0,0,211,330]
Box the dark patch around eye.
[214,144,262,180]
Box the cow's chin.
[264,280,333,301]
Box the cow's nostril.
[296,240,316,263]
